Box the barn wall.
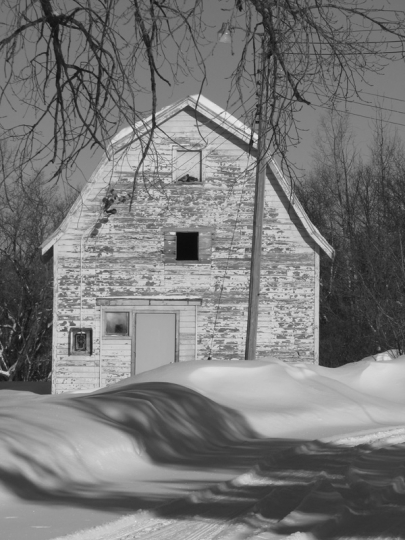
[52,107,317,393]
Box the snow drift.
[1,357,405,540]
[131,357,405,439]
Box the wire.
[348,29,405,33]
[114,100,259,360]
[295,40,405,45]
[115,96,255,179]
[312,103,405,129]
[358,90,405,104]
[285,50,404,56]
[138,99,256,182]
[305,91,405,118]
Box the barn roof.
[41,94,334,260]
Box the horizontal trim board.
[101,340,131,346]
[162,226,215,233]
[97,297,202,306]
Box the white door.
[134,313,176,374]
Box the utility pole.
[245,38,270,360]
[218,24,270,360]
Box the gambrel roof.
[41,94,334,259]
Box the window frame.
[103,310,131,339]
[162,227,214,265]
[172,146,205,184]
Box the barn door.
[134,313,177,375]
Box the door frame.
[132,310,180,375]
[97,297,202,384]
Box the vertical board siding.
[53,107,319,393]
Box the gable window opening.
[176,232,199,261]
[176,150,202,183]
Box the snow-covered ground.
[1,357,405,540]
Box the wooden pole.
[245,41,269,360]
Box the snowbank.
[1,357,405,539]
[2,358,405,491]
[116,357,405,438]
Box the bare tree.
[1,1,405,193]
[299,112,405,366]
[0,169,74,381]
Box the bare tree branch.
[0,0,404,188]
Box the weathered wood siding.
[53,106,317,393]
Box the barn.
[41,95,334,394]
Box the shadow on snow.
[0,382,404,538]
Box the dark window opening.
[176,232,199,261]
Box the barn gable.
[41,95,333,394]
[42,96,332,260]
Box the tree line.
[298,112,405,366]
[0,159,74,381]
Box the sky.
[66,0,405,192]
[2,1,405,192]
